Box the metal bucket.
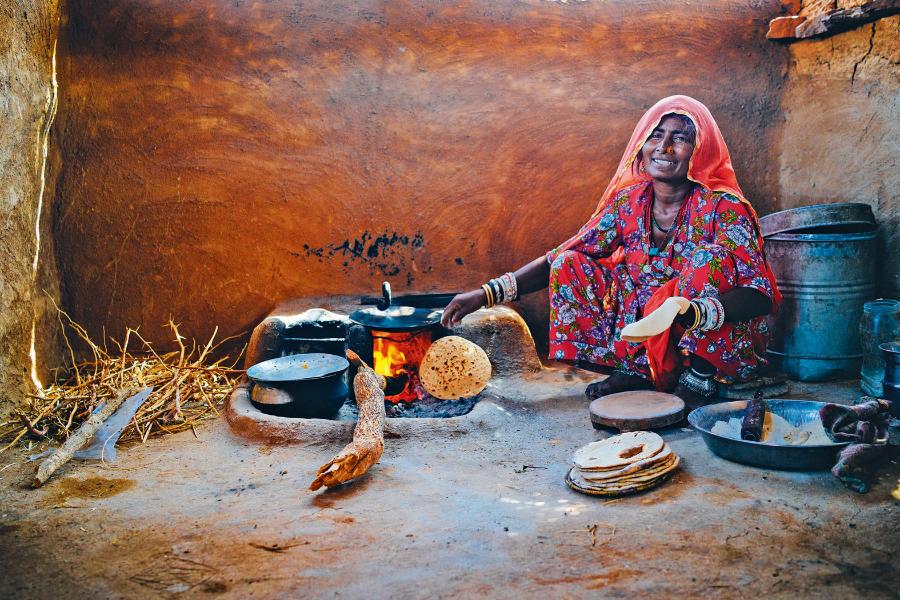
[765,228,878,381]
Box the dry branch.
[0,307,242,455]
[309,350,387,490]
[33,386,144,487]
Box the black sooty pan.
[349,306,442,332]
[247,353,349,419]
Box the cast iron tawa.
[349,306,442,332]
[589,391,685,431]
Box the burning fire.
[371,329,433,403]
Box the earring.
[639,162,646,174]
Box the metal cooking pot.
[247,353,349,419]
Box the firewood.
[309,350,386,491]
[797,1,900,39]
[33,387,142,487]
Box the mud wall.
[50,0,789,350]
[0,1,63,414]
[777,14,899,297]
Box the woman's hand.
[440,289,487,327]
[619,296,692,342]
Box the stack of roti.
[567,431,680,496]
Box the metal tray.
[688,399,848,470]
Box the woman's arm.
[440,256,550,327]
[709,195,775,322]
[674,286,772,329]
[720,287,772,322]
[441,190,624,328]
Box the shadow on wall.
[52,0,788,352]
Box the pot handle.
[377,281,392,311]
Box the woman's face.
[640,116,695,184]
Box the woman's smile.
[650,156,676,168]
[641,115,695,182]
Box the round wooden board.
[589,390,685,431]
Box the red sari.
[546,96,781,390]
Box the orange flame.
[371,329,433,403]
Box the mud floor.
[1,366,898,599]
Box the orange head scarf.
[558,95,775,273]
[589,94,750,226]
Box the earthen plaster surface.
[777,16,899,297]
[0,0,64,414]
[1,369,897,598]
[50,0,789,352]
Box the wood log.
[309,350,387,491]
[794,0,899,39]
[33,387,142,487]
[766,15,807,39]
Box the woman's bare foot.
[585,371,653,400]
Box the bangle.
[490,278,504,304]
[690,297,726,332]
[484,273,519,307]
[708,297,725,330]
[502,272,518,301]
[481,284,494,308]
[686,301,702,331]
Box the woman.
[440,95,780,405]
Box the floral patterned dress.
[547,181,774,384]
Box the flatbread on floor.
[574,431,665,471]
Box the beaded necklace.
[647,194,688,257]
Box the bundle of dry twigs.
[0,309,244,455]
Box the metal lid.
[349,306,442,332]
[760,202,876,237]
[247,353,349,383]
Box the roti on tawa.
[573,431,665,471]
[419,336,491,400]
[578,446,673,480]
[577,455,680,486]
[579,451,676,482]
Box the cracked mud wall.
[0,2,64,415]
[777,15,900,297]
[53,0,788,351]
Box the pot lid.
[349,306,442,331]
[760,202,876,237]
[247,353,349,383]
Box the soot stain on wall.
[299,231,427,284]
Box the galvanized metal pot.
[762,204,878,381]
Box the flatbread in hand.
[620,296,692,343]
